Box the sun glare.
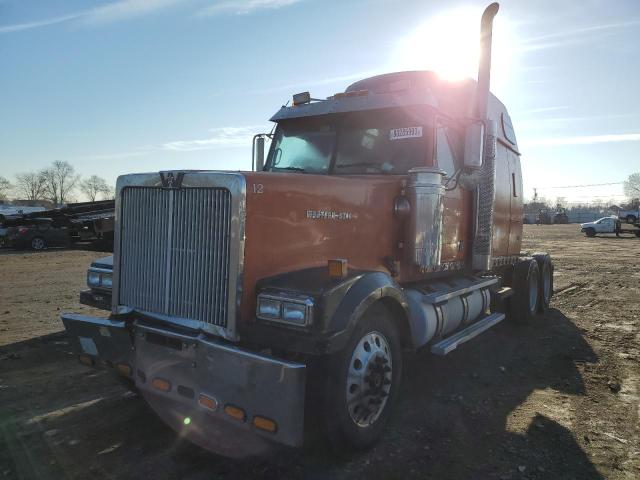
[391,7,516,92]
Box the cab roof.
[270,70,518,152]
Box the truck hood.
[91,255,113,269]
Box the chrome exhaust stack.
[469,3,499,271]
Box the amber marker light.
[224,405,246,422]
[328,258,348,279]
[152,378,171,392]
[253,416,277,434]
[198,394,218,411]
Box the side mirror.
[252,134,269,171]
[463,122,485,169]
[463,120,497,170]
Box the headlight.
[257,298,281,319]
[87,271,101,287]
[87,269,113,290]
[101,273,113,288]
[257,293,313,326]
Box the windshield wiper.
[273,166,307,173]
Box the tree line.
[0,161,114,205]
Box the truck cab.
[580,216,619,236]
[59,3,554,458]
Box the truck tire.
[585,228,596,237]
[31,237,46,250]
[626,215,637,224]
[532,253,553,314]
[510,258,539,323]
[323,303,402,451]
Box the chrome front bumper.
[61,313,306,457]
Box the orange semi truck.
[61,3,553,457]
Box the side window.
[435,124,459,178]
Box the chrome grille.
[119,187,232,328]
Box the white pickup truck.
[581,216,640,238]
[617,208,639,224]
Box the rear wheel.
[31,237,46,250]
[510,258,539,324]
[626,215,636,224]
[585,228,596,237]
[323,304,402,451]
[532,253,553,314]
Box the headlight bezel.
[256,291,314,327]
[86,267,113,291]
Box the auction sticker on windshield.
[389,126,423,141]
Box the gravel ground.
[0,224,638,479]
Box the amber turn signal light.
[328,258,348,279]
[116,363,132,377]
[152,378,171,392]
[224,405,246,422]
[253,416,277,433]
[198,394,218,411]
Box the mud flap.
[61,313,134,368]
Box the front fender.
[245,268,412,355]
[328,271,409,335]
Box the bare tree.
[623,172,640,197]
[0,176,12,201]
[14,172,47,201]
[41,161,79,206]
[80,175,111,202]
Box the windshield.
[266,109,432,175]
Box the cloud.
[81,0,185,25]
[161,125,269,151]
[518,20,640,52]
[198,0,301,16]
[73,150,154,161]
[0,0,184,34]
[517,106,571,116]
[0,12,85,33]
[521,133,640,148]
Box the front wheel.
[626,215,637,224]
[323,304,402,451]
[585,228,596,237]
[31,237,46,250]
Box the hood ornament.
[159,171,185,189]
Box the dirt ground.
[1,224,638,479]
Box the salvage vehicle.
[616,207,640,224]
[4,218,70,250]
[61,3,555,457]
[80,255,113,310]
[580,216,640,238]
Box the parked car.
[5,218,70,250]
[80,255,113,310]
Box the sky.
[1,0,639,203]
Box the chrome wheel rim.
[529,268,539,313]
[345,331,392,428]
[32,238,44,250]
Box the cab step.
[430,312,505,355]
